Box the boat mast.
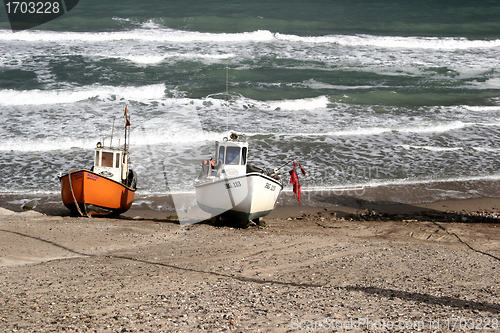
[124,108,127,153]
[226,59,229,136]
[110,118,115,148]
[123,104,130,154]
[127,114,131,154]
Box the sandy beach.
[0,193,499,332]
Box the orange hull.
[60,170,135,216]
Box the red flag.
[289,168,298,184]
[124,106,131,126]
[289,160,306,202]
[295,184,301,201]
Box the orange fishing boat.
[59,106,137,216]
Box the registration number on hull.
[264,183,276,191]
[87,174,99,181]
[225,181,242,189]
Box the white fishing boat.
[194,133,284,225]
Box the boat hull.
[195,172,283,223]
[59,170,135,216]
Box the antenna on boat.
[225,59,229,135]
[127,114,131,153]
[110,118,115,148]
[124,106,127,153]
[122,104,131,157]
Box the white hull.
[195,172,283,223]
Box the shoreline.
[2,178,500,225]
[2,188,500,223]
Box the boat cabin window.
[226,146,240,165]
[101,152,114,167]
[94,151,99,166]
[218,146,225,164]
[241,147,247,165]
[115,153,121,168]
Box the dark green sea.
[2,0,500,209]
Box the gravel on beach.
[0,207,499,332]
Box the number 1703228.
[5,2,61,14]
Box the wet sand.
[0,194,499,332]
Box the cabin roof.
[95,146,124,153]
[218,140,247,148]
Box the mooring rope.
[68,170,87,217]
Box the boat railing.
[246,163,264,174]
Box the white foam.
[129,96,232,145]
[0,189,59,195]
[267,95,330,111]
[121,52,235,65]
[122,55,167,65]
[0,137,98,152]
[3,27,497,52]
[398,145,462,152]
[304,120,470,138]
[0,28,275,43]
[472,147,500,152]
[463,105,500,112]
[133,124,222,145]
[275,33,500,50]
[300,79,385,90]
[0,84,165,106]
[269,120,471,138]
[327,127,393,137]
[302,174,500,193]
[399,121,467,134]
[2,27,499,85]
[467,78,500,90]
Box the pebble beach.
[1,195,499,332]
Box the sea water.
[1,0,500,210]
